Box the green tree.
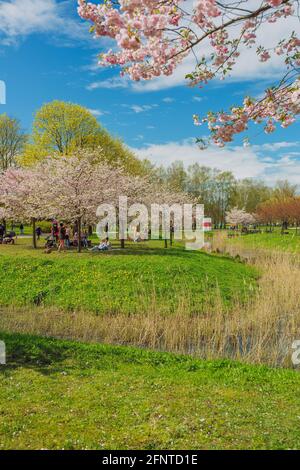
[22,101,102,160]
[232,179,272,213]
[165,161,187,192]
[20,101,146,175]
[33,101,100,155]
[186,164,236,227]
[0,114,27,171]
[273,180,298,200]
[213,172,237,228]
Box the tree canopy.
[20,100,146,175]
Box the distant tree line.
[147,161,298,228]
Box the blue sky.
[0,0,299,185]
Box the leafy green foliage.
[19,100,145,175]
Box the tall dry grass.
[1,232,300,367]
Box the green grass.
[228,229,300,254]
[0,239,257,314]
[0,332,300,450]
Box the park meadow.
[1,0,300,451]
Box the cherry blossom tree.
[226,207,256,227]
[37,150,127,252]
[1,148,192,251]
[110,172,193,248]
[78,0,300,147]
[0,150,125,250]
[0,166,50,247]
[145,183,195,247]
[0,150,168,248]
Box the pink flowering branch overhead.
[78,0,300,146]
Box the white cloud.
[162,97,175,103]
[129,104,158,114]
[88,108,105,117]
[193,96,203,102]
[0,0,89,45]
[133,134,144,141]
[132,139,300,185]
[87,77,129,90]
[0,0,57,38]
[255,142,300,152]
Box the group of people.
[49,221,91,252]
[1,220,113,252]
[0,223,17,244]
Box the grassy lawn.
[228,229,300,254]
[0,238,258,314]
[0,332,300,450]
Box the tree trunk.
[32,217,37,249]
[78,217,82,253]
[164,239,168,248]
[121,238,125,249]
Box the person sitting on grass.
[3,230,16,244]
[89,237,111,252]
[133,230,142,243]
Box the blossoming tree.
[0,167,50,247]
[226,207,256,227]
[78,0,300,146]
[36,151,127,252]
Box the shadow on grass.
[2,238,242,267]
[88,245,244,267]
[0,332,71,376]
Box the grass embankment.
[228,230,300,254]
[0,332,300,450]
[2,235,300,367]
[0,239,257,314]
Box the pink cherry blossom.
[78,1,299,146]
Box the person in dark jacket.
[58,223,66,252]
[36,226,42,240]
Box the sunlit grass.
[1,332,300,450]
[0,237,257,314]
